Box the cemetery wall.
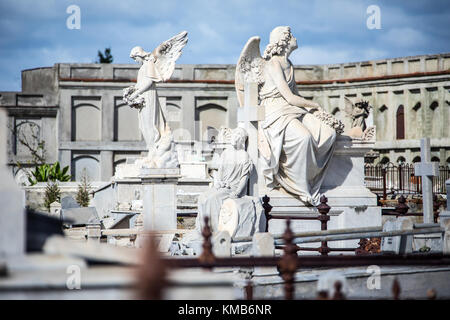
[1,53,449,182]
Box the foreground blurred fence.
[139,195,450,300]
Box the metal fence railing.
[365,162,449,199]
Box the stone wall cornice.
[375,138,450,150]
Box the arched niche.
[410,102,422,139]
[412,156,421,163]
[413,102,421,111]
[71,155,100,181]
[14,119,41,157]
[431,156,440,162]
[376,104,388,141]
[429,101,440,138]
[195,103,227,142]
[379,157,390,165]
[172,127,193,142]
[72,102,101,141]
[396,156,406,165]
[331,107,340,117]
[114,101,141,141]
[166,102,181,122]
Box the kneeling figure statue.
[183,127,265,248]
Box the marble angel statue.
[123,31,188,168]
[344,98,371,132]
[235,26,342,206]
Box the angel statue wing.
[235,36,265,107]
[154,31,188,82]
[344,96,355,117]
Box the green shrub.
[28,162,71,185]
[76,174,91,207]
[44,182,61,212]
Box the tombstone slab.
[61,207,99,226]
[252,233,276,276]
[61,196,80,210]
[381,217,414,254]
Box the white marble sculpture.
[235,26,339,206]
[344,98,375,139]
[123,31,188,168]
[188,127,264,240]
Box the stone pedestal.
[140,168,180,231]
[179,162,208,179]
[264,136,382,251]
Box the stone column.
[59,150,72,172]
[181,93,196,141]
[0,109,25,259]
[140,168,180,231]
[100,150,114,181]
[101,93,114,142]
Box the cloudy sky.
[0,0,449,91]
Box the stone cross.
[414,138,439,224]
[237,82,265,197]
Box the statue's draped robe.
[136,58,168,157]
[260,63,336,206]
[194,149,264,238]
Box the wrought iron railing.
[364,162,449,199]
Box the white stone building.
[1,53,449,182]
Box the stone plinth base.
[266,187,381,251]
[258,135,381,251]
[179,162,208,179]
[413,234,442,252]
[140,168,181,231]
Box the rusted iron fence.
[140,195,450,300]
[382,195,442,223]
[262,195,359,254]
[364,162,449,199]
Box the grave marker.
[414,138,439,224]
[237,82,265,197]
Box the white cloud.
[381,27,428,49]
[290,45,388,65]
[0,0,449,91]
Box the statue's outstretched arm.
[268,59,319,110]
